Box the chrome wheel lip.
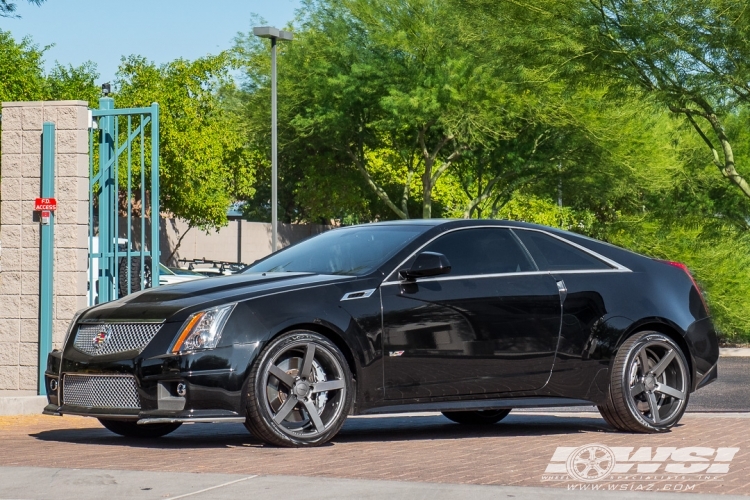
[624,338,688,428]
[261,339,347,439]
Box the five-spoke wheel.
[599,331,690,432]
[244,331,353,447]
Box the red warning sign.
[34,198,57,211]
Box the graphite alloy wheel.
[244,331,353,447]
[598,331,690,433]
[442,409,511,425]
[98,418,181,438]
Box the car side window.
[513,229,612,271]
[422,228,535,276]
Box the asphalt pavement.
[689,357,749,412]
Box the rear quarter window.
[513,229,612,271]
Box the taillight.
[657,260,709,312]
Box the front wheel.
[442,409,511,425]
[244,331,353,447]
[98,418,181,438]
[598,331,690,433]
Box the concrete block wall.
[0,101,90,391]
[158,218,331,266]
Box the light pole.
[253,26,293,252]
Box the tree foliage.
[0,0,44,18]
[114,54,256,231]
[233,0,658,223]
[579,0,750,202]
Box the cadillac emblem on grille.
[92,329,109,349]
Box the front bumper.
[44,342,260,423]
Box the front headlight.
[170,304,236,353]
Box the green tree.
[581,0,750,202]
[0,30,47,101]
[236,0,520,220]
[46,61,99,106]
[0,0,44,18]
[115,54,256,233]
[0,30,99,103]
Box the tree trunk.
[671,102,750,200]
[347,148,409,219]
[165,223,193,265]
[422,164,433,219]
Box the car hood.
[80,272,355,323]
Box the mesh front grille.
[74,323,162,356]
[62,374,141,409]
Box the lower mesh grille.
[62,374,141,409]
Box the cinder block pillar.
[0,101,90,391]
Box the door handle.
[556,279,567,305]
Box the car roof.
[347,219,615,249]
[352,219,546,229]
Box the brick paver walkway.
[1,412,748,495]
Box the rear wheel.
[244,331,353,447]
[442,409,511,425]
[98,419,181,438]
[598,331,690,433]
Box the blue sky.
[0,0,301,83]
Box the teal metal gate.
[88,97,160,304]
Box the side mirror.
[399,251,451,280]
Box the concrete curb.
[720,347,750,357]
[0,395,46,416]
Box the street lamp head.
[253,26,294,41]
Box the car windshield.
[159,263,175,275]
[170,267,203,276]
[244,225,427,276]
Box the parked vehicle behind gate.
[45,220,718,447]
[158,264,205,286]
[88,237,155,305]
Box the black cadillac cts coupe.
[43,220,719,446]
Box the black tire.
[117,256,152,298]
[244,330,353,447]
[98,418,181,438]
[598,331,690,433]
[442,409,511,425]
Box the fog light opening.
[176,382,187,397]
[49,379,58,392]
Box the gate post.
[97,97,115,303]
[38,122,55,395]
[150,102,160,288]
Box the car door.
[381,227,562,400]
[512,228,620,395]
